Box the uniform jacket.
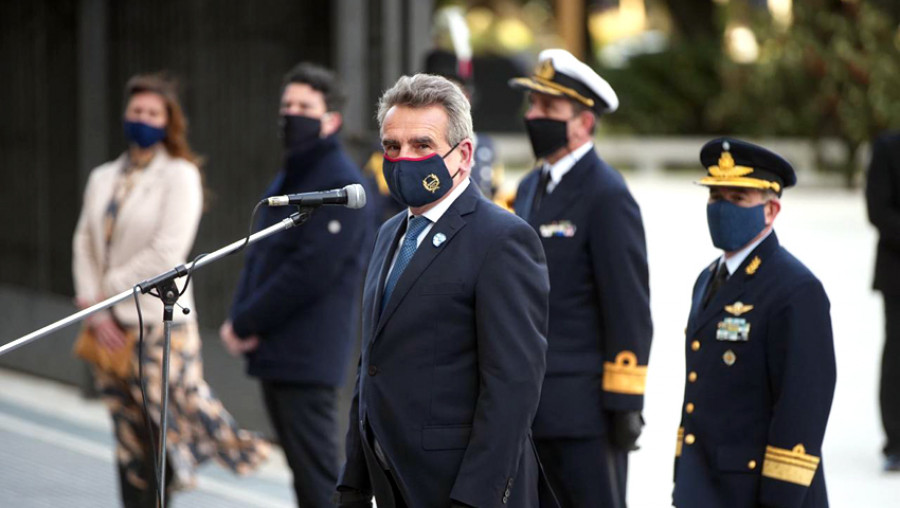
[73,149,202,326]
[514,148,652,437]
[230,136,374,386]
[338,183,550,508]
[866,132,900,296]
[673,232,836,508]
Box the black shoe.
[884,454,900,472]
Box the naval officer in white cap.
[510,49,653,508]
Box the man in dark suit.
[219,62,374,507]
[866,132,900,472]
[509,49,652,508]
[335,74,549,508]
[673,138,836,508]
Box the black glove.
[333,487,373,508]
[610,411,644,451]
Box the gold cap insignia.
[535,59,555,80]
[422,173,441,193]
[708,151,754,179]
[725,301,754,316]
[745,256,762,275]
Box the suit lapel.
[689,262,717,329]
[368,214,405,333]
[530,150,594,226]
[515,170,539,222]
[373,185,479,341]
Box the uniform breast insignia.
[432,232,447,247]
[722,349,737,366]
[725,301,754,316]
[539,220,577,238]
[422,173,441,193]
[745,256,761,275]
[717,317,751,341]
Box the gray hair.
[377,74,474,146]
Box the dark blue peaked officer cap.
[698,137,797,196]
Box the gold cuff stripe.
[766,451,820,466]
[697,176,782,192]
[602,351,648,395]
[761,444,820,487]
[675,427,684,458]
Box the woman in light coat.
[72,73,268,507]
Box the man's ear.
[765,196,781,226]
[456,138,475,175]
[321,111,343,137]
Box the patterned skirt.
[93,322,269,492]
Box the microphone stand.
[0,206,317,508]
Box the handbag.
[72,325,136,378]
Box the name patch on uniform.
[716,317,750,341]
[539,220,577,238]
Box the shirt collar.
[721,228,773,276]
[408,177,471,224]
[545,141,593,186]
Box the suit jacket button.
[368,365,378,376]
[505,488,511,496]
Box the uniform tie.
[703,261,729,309]
[530,166,551,219]
[382,216,430,311]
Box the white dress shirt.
[543,141,594,194]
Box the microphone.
[266,184,367,209]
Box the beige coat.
[72,149,202,325]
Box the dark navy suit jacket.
[338,183,549,508]
[867,132,900,295]
[230,136,374,386]
[673,232,836,508]
[514,149,652,438]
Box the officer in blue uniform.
[673,138,837,508]
[509,49,652,508]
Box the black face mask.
[524,118,569,159]
[279,114,322,152]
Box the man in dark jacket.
[673,138,836,508]
[866,132,900,472]
[509,49,652,508]
[220,62,373,507]
[336,73,549,508]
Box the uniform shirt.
[386,178,470,279]
[543,141,594,194]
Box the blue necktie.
[382,216,430,311]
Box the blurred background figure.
[219,62,374,508]
[72,73,269,507]
[510,49,651,508]
[866,131,900,473]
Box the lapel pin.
[433,232,447,247]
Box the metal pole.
[0,212,305,356]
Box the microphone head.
[344,183,367,209]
